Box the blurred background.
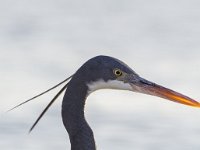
[1,0,200,150]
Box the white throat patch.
[87,79,132,95]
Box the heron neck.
[62,79,96,150]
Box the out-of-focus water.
[1,0,200,149]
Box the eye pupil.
[114,69,122,76]
[116,71,120,75]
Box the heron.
[10,55,200,150]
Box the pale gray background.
[1,0,200,150]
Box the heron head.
[85,55,200,107]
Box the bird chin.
[87,79,133,95]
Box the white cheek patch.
[87,79,132,95]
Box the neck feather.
[62,79,96,150]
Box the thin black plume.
[7,75,73,112]
[29,83,69,133]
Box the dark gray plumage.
[62,56,137,150]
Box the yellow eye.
[113,69,123,77]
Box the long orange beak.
[129,76,200,107]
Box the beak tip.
[194,103,200,108]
